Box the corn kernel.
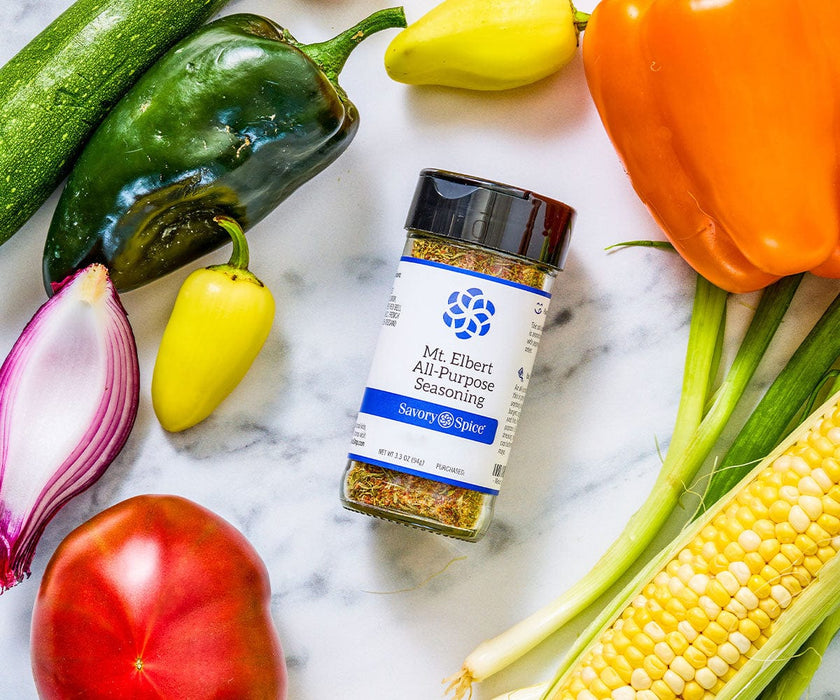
[636,692,657,700]
[724,598,748,619]
[822,494,840,518]
[677,620,699,643]
[600,666,623,690]
[695,667,718,690]
[791,566,812,587]
[652,609,679,633]
[754,519,776,540]
[724,542,745,562]
[684,646,708,669]
[738,529,761,552]
[799,475,825,496]
[643,654,667,680]
[734,587,759,610]
[768,553,792,575]
[791,453,817,474]
[686,607,709,632]
[670,655,695,681]
[682,681,705,700]
[770,584,792,608]
[748,608,772,631]
[789,505,812,533]
[662,669,685,695]
[818,513,840,536]
[591,653,608,674]
[588,678,611,698]
[795,534,818,557]
[625,645,646,667]
[735,506,757,529]
[730,631,751,654]
[780,574,802,597]
[769,500,792,523]
[759,596,782,620]
[716,610,738,632]
[738,618,761,642]
[804,555,824,576]
[614,655,633,684]
[758,485,779,506]
[772,455,792,472]
[665,631,689,656]
[819,460,840,486]
[747,575,771,599]
[704,621,728,645]
[650,679,676,700]
[688,574,710,596]
[644,622,666,643]
[759,564,779,583]
[633,633,655,656]
[745,552,766,574]
[717,570,740,595]
[611,687,635,700]
[613,632,632,654]
[729,561,751,585]
[582,666,598,684]
[698,596,721,620]
[780,546,804,569]
[717,641,740,665]
[708,655,729,677]
[799,495,824,521]
[780,485,800,504]
[631,667,652,690]
[709,553,730,574]
[665,597,687,618]
[757,538,780,562]
[654,641,675,665]
[694,634,716,657]
[818,546,836,563]
[706,580,731,608]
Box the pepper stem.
[299,7,407,85]
[213,215,249,271]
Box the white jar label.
[348,256,551,494]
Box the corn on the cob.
[543,391,840,700]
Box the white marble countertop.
[1,1,839,698]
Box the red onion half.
[0,265,139,592]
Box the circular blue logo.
[443,287,495,340]
[437,411,455,429]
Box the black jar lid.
[405,169,575,270]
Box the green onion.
[446,274,801,698]
[697,287,840,515]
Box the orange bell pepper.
[582,0,840,294]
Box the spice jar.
[341,169,574,541]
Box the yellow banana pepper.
[384,0,588,91]
[152,216,275,432]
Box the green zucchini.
[0,0,229,246]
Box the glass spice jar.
[341,169,575,541]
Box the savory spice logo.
[443,287,496,339]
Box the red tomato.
[30,494,286,699]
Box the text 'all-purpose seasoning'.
[341,169,575,542]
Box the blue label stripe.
[360,387,497,444]
[401,256,552,297]
[348,453,499,495]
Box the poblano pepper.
[43,8,406,294]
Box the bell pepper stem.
[298,7,407,84]
[574,9,590,33]
[213,215,249,271]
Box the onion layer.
[0,264,139,592]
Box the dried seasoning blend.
[341,169,574,541]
